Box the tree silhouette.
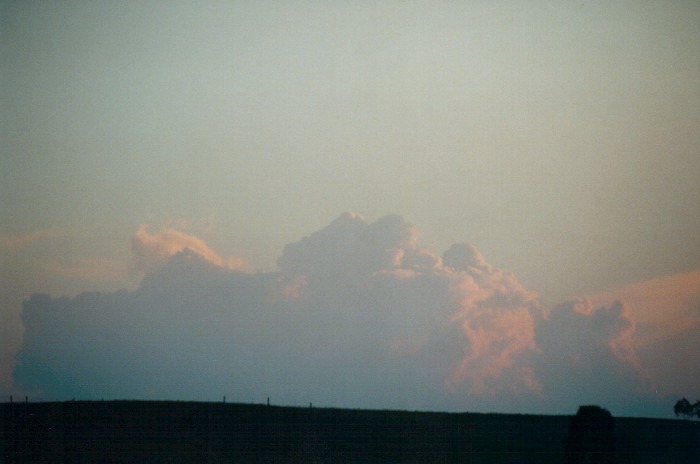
[674,398,692,418]
[565,405,616,464]
[674,398,700,419]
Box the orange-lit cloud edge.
[132,219,692,396]
[131,224,247,273]
[588,271,700,348]
[135,222,700,351]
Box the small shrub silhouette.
[565,405,616,464]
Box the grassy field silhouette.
[2,400,699,463]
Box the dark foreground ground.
[2,400,699,463]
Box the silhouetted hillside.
[2,401,698,463]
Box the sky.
[1,1,699,418]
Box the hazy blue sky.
[2,1,699,416]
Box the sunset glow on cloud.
[12,215,663,416]
[131,225,247,273]
[589,272,700,346]
[588,272,700,397]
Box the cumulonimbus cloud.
[13,213,657,415]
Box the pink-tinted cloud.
[588,272,700,397]
[12,213,661,415]
[277,215,540,395]
[443,244,541,394]
[131,225,246,273]
[589,271,700,346]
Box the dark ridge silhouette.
[2,401,699,463]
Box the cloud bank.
[13,213,660,415]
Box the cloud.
[0,229,60,254]
[588,272,700,397]
[0,228,67,397]
[13,214,658,415]
[588,271,700,347]
[131,225,247,273]
[277,213,423,281]
[534,299,650,411]
[442,244,542,395]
